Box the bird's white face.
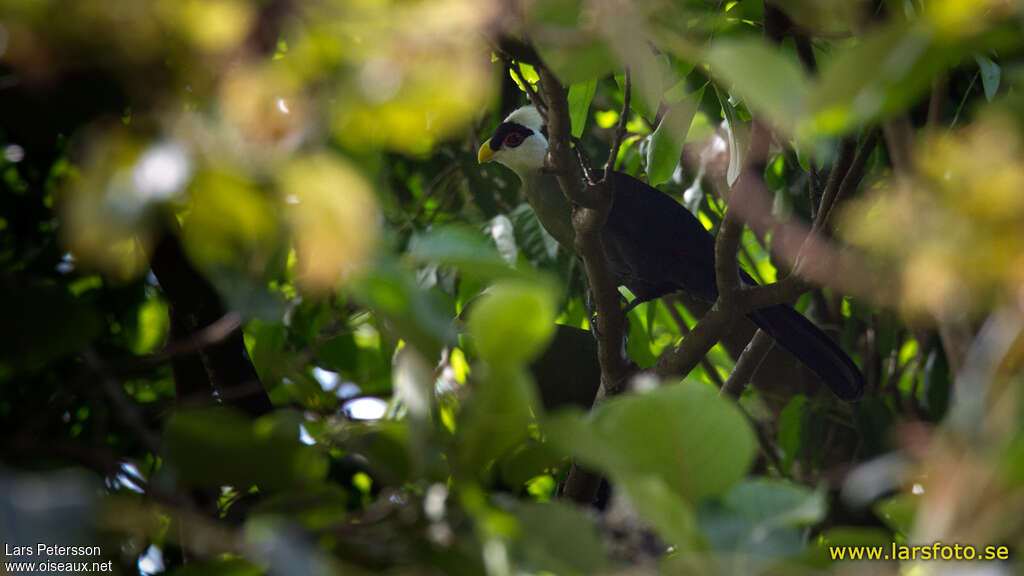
[477,106,548,178]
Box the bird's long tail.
[746,304,865,400]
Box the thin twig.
[814,136,857,229]
[83,349,162,453]
[821,129,880,233]
[605,67,631,174]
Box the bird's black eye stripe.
[489,122,534,150]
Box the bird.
[478,106,864,401]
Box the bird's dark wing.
[599,170,864,400]
[602,170,719,303]
[746,304,865,400]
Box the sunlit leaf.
[280,155,378,293]
[568,80,598,138]
[648,85,704,185]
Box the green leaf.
[975,54,1000,102]
[407,225,527,280]
[873,493,917,536]
[697,478,825,562]
[622,475,698,548]
[529,0,618,83]
[457,369,537,475]
[568,79,598,138]
[545,381,756,502]
[811,24,943,135]
[723,478,826,527]
[647,85,705,185]
[467,280,558,368]
[514,501,610,575]
[706,38,808,132]
[354,259,456,359]
[716,86,748,187]
[509,63,540,92]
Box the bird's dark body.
[601,171,864,401]
[479,109,863,401]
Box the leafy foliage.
[3,0,1024,574]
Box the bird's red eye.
[503,132,524,147]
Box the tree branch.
[536,65,633,504]
[720,330,774,398]
[150,227,273,418]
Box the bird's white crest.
[504,106,544,131]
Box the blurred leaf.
[648,85,704,185]
[457,369,537,475]
[568,80,598,139]
[467,280,558,369]
[707,39,808,132]
[250,484,349,530]
[344,421,413,485]
[317,333,358,373]
[811,24,944,135]
[975,54,1001,101]
[0,279,102,373]
[163,408,327,492]
[873,493,917,536]
[499,440,564,488]
[354,259,455,359]
[513,501,610,575]
[408,225,527,280]
[545,381,756,503]
[723,478,826,527]
[183,170,277,267]
[697,478,825,561]
[619,474,698,548]
[529,0,619,83]
[281,155,378,293]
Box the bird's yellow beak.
[477,140,496,164]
